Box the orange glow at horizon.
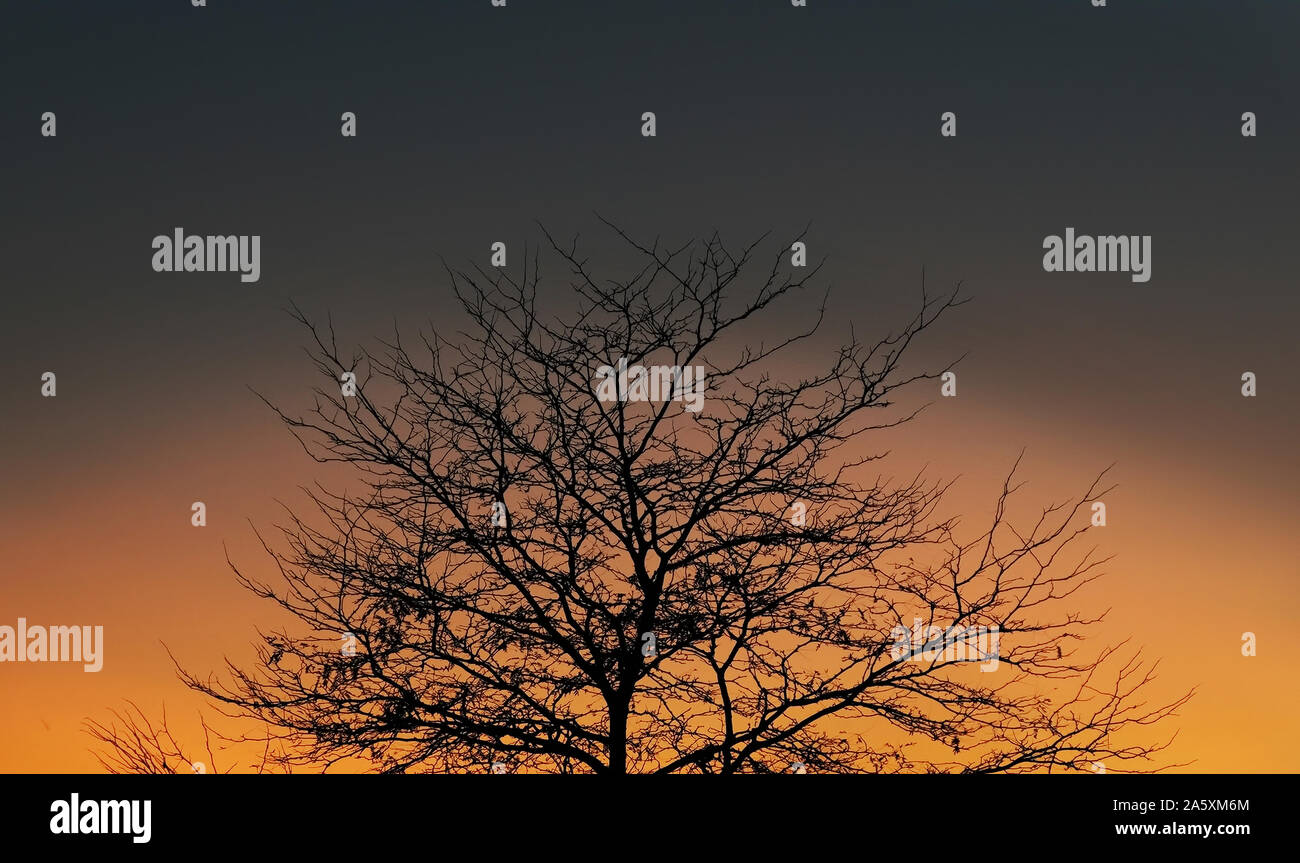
[3,377,1293,774]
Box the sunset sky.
[1,0,1296,773]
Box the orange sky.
[3,359,1294,774]
[4,0,1298,777]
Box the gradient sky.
[1,0,1296,773]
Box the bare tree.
[102,220,1192,773]
[84,701,282,774]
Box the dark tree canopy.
[99,221,1190,774]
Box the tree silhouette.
[84,700,283,774]
[98,220,1191,773]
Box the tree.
[84,700,282,774]
[100,220,1191,774]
